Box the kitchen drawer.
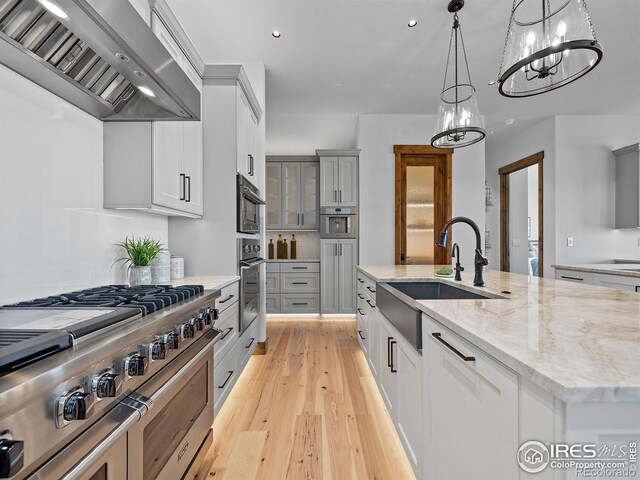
[215,281,239,313]
[357,315,369,356]
[358,285,377,309]
[266,273,280,294]
[280,272,320,294]
[280,262,320,273]
[266,294,281,313]
[356,272,377,299]
[213,302,239,367]
[238,319,259,369]
[555,268,594,285]
[281,294,320,313]
[357,296,368,326]
[266,262,280,273]
[214,345,238,415]
[594,273,640,292]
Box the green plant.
[114,236,164,268]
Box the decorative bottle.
[268,239,274,259]
[290,234,297,260]
[276,235,283,259]
[282,239,289,259]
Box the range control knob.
[123,353,147,378]
[243,245,252,253]
[169,330,181,349]
[91,373,121,399]
[56,388,95,428]
[182,322,195,339]
[253,244,261,253]
[0,431,24,478]
[152,336,169,360]
[201,308,215,325]
[192,314,204,331]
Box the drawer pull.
[390,339,397,373]
[357,278,365,283]
[218,370,234,389]
[366,286,376,293]
[219,294,235,304]
[357,293,365,299]
[220,327,233,340]
[366,299,376,309]
[357,308,365,316]
[560,275,583,281]
[636,286,640,293]
[292,266,308,270]
[387,337,393,368]
[292,302,309,306]
[358,330,366,341]
[292,282,308,285]
[245,337,255,349]
[432,332,476,362]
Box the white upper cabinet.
[614,143,640,229]
[236,87,260,180]
[317,150,359,207]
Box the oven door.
[127,331,216,480]
[238,194,260,234]
[27,401,142,480]
[240,259,264,334]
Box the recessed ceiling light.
[488,80,496,85]
[408,19,418,27]
[505,118,515,125]
[115,53,130,62]
[134,70,147,78]
[272,31,281,38]
[37,0,68,20]
[138,86,155,97]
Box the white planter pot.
[129,266,152,286]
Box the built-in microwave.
[320,207,358,238]
[237,174,265,234]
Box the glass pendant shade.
[498,0,603,97]
[431,7,485,149]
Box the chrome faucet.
[452,243,463,282]
[437,217,488,286]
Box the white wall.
[0,65,168,305]
[266,113,358,155]
[357,114,486,267]
[486,118,556,277]
[555,115,640,263]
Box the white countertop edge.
[552,264,640,278]
[165,276,240,291]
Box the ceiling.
[167,0,640,138]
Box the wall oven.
[237,174,265,234]
[239,238,265,335]
[27,330,218,480]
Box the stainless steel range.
[0,284,221,480]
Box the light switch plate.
[567,237,574,247]
[512,239,521,247]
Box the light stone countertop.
[357,265,640,404]
[552,263,640,278]
[163,275,239,291]
[266,259,320,263]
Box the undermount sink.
[377,281,495,351]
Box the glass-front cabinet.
[266,158,319,230]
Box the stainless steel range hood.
[0,0,200,121]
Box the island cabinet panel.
[378,315,397,415]
[424,314,519,480]
[593,273,640,292]
[554,268,594,285]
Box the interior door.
[320,157,339,206]
[301,162,319,229]
[338,156,358,206]
[394,146,452,265]
[281,162,301,229]
[338,239,357,313]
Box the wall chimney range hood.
[0,0,200,121]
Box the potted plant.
[114,236,164,286]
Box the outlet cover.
[567,237,574,247]
[512,239,521,247]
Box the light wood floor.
[195,317,415,480]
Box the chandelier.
[497,0,603,97]
[431,0,485,149]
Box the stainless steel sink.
[377,282,495,351]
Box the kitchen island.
[356,265,640,480]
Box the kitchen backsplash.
[266,231,321,259]
[0,65,168,305]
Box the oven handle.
[58,402,144,480]
[240,258,266,269]
[240,187,266,205]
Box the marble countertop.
[266,259,320,262]
[164,275,239,291]
[552,263,640,278]
[357,265,640,404]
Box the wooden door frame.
[498,151,544,276]
[394,145,453,265]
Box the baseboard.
[254,339,268,355]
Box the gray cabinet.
[266,159,319,230]
[317,150,359,207]
[614,143,640,229]
[320,239,357,314]
[265,261,320,313]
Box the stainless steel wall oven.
[239,238,264,335]
[237,174,265,234]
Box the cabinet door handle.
[248,154,253,176]
[636,286,640,293]
[180,173,186,201]
[366,286,376,294]
[560,275,583,281]
[219,294,235,304]
[245,337,256,349]
[357,308,365,316]
[432,332,476,362]
[301,213,304,225]
[334,190,337,202]
[390,340,397,373]
[292,267,308,270]
[339,190,342,202]
[292,282,308,285]
[220,327,233,340]
[186,175,191,202]
[357,293,364,299]
[387,336,393,368]
[358,330,366,341]
[218,370,234,389]
[366,299,376,309]
[298,213,301,225]
[357,278,365,284]
[292,302,309,306]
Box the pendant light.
[497,0,603,97]
[431,0,485,149]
